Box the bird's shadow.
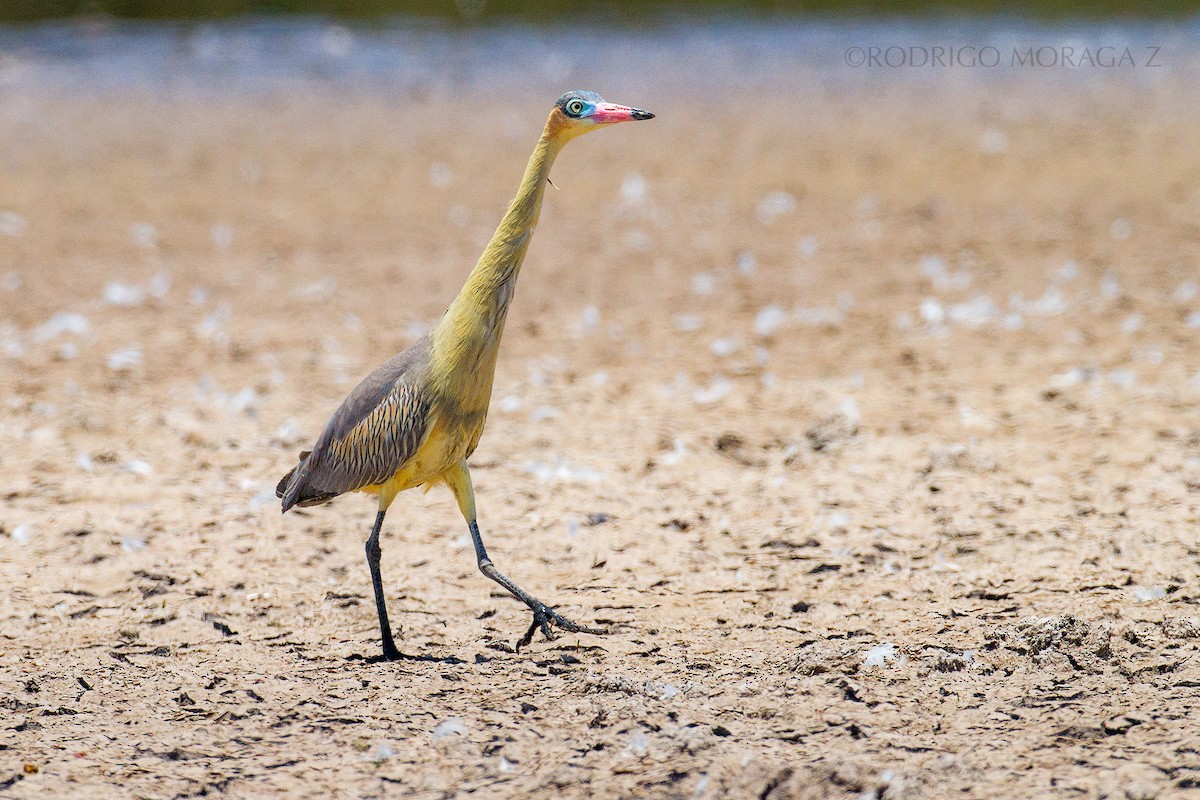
[348,651,467,666]
[344,620,630,667]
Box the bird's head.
[547,90,654,142]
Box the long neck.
[436,126,562,347]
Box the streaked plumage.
[276,91,654,660]
[278,342,433,508]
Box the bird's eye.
[565,98,585,117]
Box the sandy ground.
[2,21,1200,799]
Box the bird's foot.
[360,639,404,663]
[516,602,606,651]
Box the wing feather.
[323,382,431,490]
[278,338,433,511]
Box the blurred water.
[0,16,1195,97]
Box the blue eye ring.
[565,98,586,117]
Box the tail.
[277,451,337,513]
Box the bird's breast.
[364,409,483,499]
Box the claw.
[514,603,606,651]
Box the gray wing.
[278,338,433,512]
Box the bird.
[276,91,654,661]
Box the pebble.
[211,223,233,250]
[107,347,143,372]
[530,405,560,422]
[624,730,649,756]
[522,459,603,483]
[104,282,146,307]
[754,305,786,337]
[124,460,153,476]
[620,172,647,205]
[735,250,757,275]
[432,718,466,739]
[33,312,89,343]
[427,162,453,188]
[1110,218,1133,241]
[129,222,158,249]
[710,337,739,357]
[691,273,716,296]
[693,378,731,405]
[862,642,898,668]
[756,190,796,224]
[0,211,28,237]
[797,234,819,259]
[365,742,395,763]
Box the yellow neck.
[429,119,565,401]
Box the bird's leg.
[365,509,402,661]
[468,520,605,650]
[445,459,602,650]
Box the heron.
[276,91,654,660]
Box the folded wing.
[278,341,433,512]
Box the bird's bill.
[590,102,655,124]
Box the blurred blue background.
[0,0,1194,21]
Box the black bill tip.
[631,108,655,121]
